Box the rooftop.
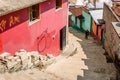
[112,2,120,16]
[69,7,83,17]
[104,1,120,21]
[0,0,46,17]
[89,10,103,25]
[69,6,89,17]
[112,22,120,37]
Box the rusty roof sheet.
[0,0,46,17]
[69,7,83,16]
[69,6,89,17]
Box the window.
[56,0,62,9]
[29,4,39,22]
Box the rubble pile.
[0,49,55,73]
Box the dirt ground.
[0,27,117,80]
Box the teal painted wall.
[71,15,75,23]
[82,11,92,32]
[77,18,80,28]
[71,15,80,30]
[70,11,92,32]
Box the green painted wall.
[71,15,75,23]
[77,18,80,28]
[70,11,92,32]
[82,11,92,32]
[71,15,80,30]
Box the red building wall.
[92,19,102,44]
[97,26,102,44]
[0,0,68,56]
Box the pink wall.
[97,26,102,44]
[0,0,68,56]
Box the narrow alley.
[0,27,116,80]
[46,27,116,80]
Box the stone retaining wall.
[0,49,55,73]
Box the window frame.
[56,0,62,10]
[29,4,40,25]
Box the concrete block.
[46,54,54,59]
[34,60,41,67]
[41,58,56,68]
[38,55,44,60]
[27,52,40,69]
[0,62,7,73]
[0,50,55,73]
[0,52,11,60]
[12,59,22,72]
[27,55,34,69]
[36,61,45,70]
[15,50,28,70]
[15,49,27,56]
[6,57,22,73]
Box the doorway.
[60,26,66,50]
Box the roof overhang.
[0,0,46,17]
[69,6,89,17]
[69,7,83,16]
[89,10,103,25]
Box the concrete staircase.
[56,43,77,61]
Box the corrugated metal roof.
[0,0,46,17]
[89,10,103,25]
